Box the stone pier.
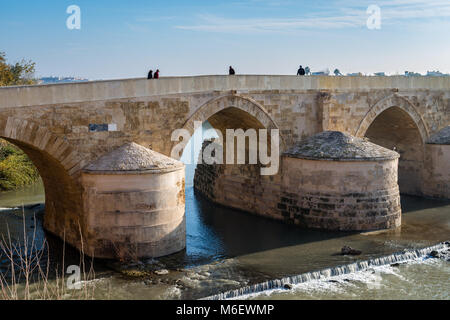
[195,132,402,231]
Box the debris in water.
[341,246,362,255]
[429,250,440,258]
[283,283,293,290]
[154,269,169,275]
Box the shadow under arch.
[175,94,284,223]
[356,98,426,195]
[184,94,279,133]
[171,94,284,166]
[355,94,429,142]
[0,116,85,248]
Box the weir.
[0,75,449,259]
[202,242,450,300]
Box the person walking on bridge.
[147,69,153,79]
[229,66,235,75]
[297,65,305,76]
[154,69,160,79]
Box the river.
[0,180,449,300]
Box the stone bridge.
[0,75,449,259]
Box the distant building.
[347,72,363,77]
[38,76,89,84]
[312,68,330,76]
[405,71,422,77]
[374,72,385,76]
[426,70,448,77]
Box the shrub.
[0,140,39,191]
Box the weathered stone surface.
[195,133,402,231]
[81,153,185,259]
[283,131,399,161]
[427,126,450,145]
[423,144,450,199]
[85,142,183,172]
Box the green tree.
[0,140,39,191]
[0,51,36,86]
[0,51,39,190]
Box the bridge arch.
[182,94,279,135]
[355,95,428,196]
[177,94,282,215]
[355,94,429,141]
[0,116,85,246]
[171,94,282,160]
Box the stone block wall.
[194,142,401,231]
[277,189,401,230]
[81,168,186,259]
[423,144,450,199]
[194,142,283,221]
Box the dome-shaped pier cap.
[427,126,450,145]
[283,131,399,161]
[84,142,184,173]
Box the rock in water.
[341,246,362,255]
[429,251,441,258]
[283,283,293,290]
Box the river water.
[0,181,449,300]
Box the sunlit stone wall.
[279,157,401,231]
[80,143,186,259]
[195,132,402,231]
[423,127,450,199]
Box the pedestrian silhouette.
[229,66,235,75]
[154,69,160,79]
[147,70,153,79]
[297,65,305,76]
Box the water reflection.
[186,188,354,261]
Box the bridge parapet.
[2,75,450,108]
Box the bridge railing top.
[1,75,450,108]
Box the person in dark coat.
[229,66,235,75]
[297,65,305,76]
[154,69,160,79]
[147,70,153,79]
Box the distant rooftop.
[284,131,399,161]
[38,76,89,84]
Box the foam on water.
[202,242,449,300]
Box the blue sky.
[1,0,450,79]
